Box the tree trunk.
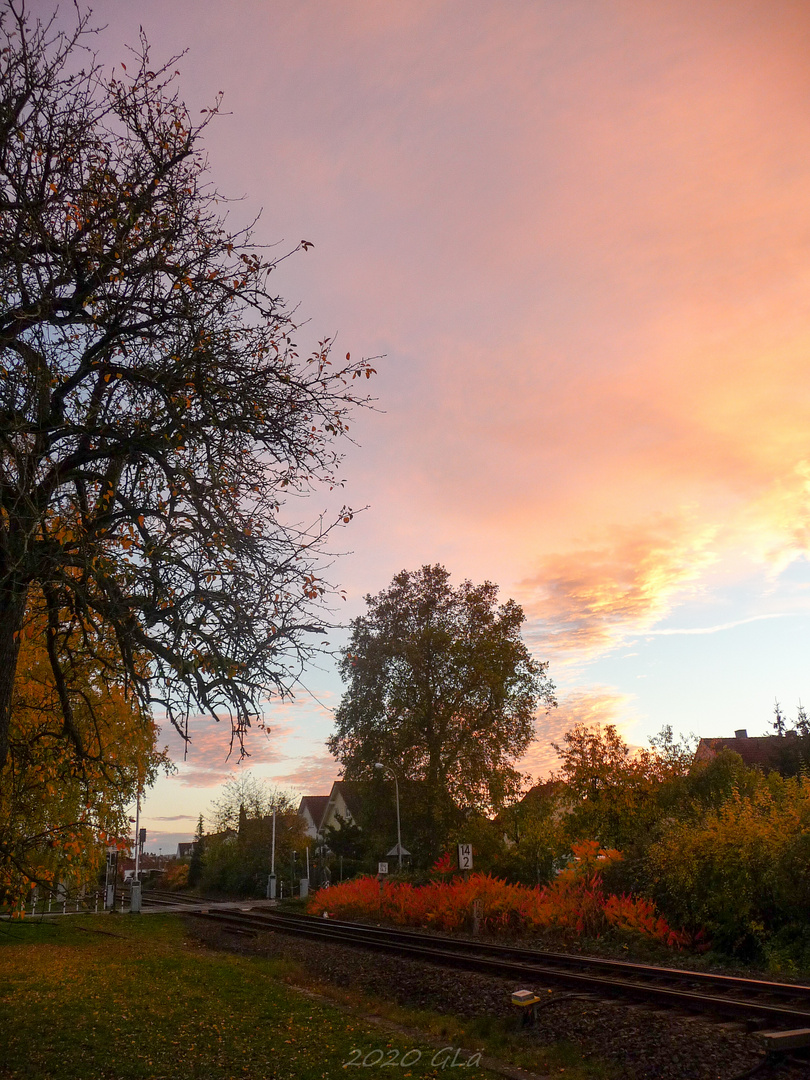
[0,578,28,770]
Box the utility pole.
[130,788,142,912]
[375,763,403,870]
[134,790,141,880]
[267,810,277,900]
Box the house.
[497,779,567,845]
[693,728,808,776]
[298,780,412,852]
[296,781,383,836]
[297,795,330,839]
[319,781,378,834]
[176,841,196,858]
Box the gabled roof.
[298,795,330,827]
[694,732,804,774]
[385,842,411,857]
[330,780,376,821]
[517,779,566,806]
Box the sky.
[42,0,810,852]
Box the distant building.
[297,795,330,839]
[693,728,808,776]
[296,781,381,837]
[319,781,377,835]
[176,841,196,858]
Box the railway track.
[144,895,810,1036]
[139,890,219,908]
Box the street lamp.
[374,762,403,870]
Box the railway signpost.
[457,844,473,871]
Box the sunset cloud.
[522,687,635,780]
[519,516,718,658]
[83,0,810,823]
[270,753,340,795]
[161,716,294,789]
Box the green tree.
[202,774,304,897]
[0,4,374,774]
[495,783,568,886]
[187,814,205,888]
[551,723,694,852]
[648,771,810,959]
[769,700,810,776]
[327,565,555,855]
[320,813,365,862]
[209,773,296,832]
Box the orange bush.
[308,841,692,948]
[164,862,189,890]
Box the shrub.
[165,862,189,890]
[648,773,810,957]
[308,840,689,947]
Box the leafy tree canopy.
[327,564,556,845]
[550,722,696,851]
[202,772,303,897]
[1,591,170,903]
[0,3,374,774]
[208,772,296,834]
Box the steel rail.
[181,906,810,1028]
[259,909,810,1006]
[140,891,217,907]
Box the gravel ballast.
[183,916,810,1079]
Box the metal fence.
[0,888,120,919]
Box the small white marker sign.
[378,862,389,875]
[458,844,473,871]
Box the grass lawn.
[0,914,615,1080]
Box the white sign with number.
[378,862,388,875]
[457,844,473,871]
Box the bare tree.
[0,3,375,770]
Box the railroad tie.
[758,1028,810,1052]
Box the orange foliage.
[0,598,170,909]
[164,862,189,890]
[308,840,691,948]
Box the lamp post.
[374,762,402,870]
[130,786,143,912]
[133,788,141,882]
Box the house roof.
[694,732,804,773]
[328,780,376,821]
[298,795,330,827]
[517,779,565,806]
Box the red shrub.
[307,840,694,948]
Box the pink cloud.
[160,715,295,789]
[83,0,810,824]
[519,516,718,657]
[521,687,635,780]
[270,753,340,794]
